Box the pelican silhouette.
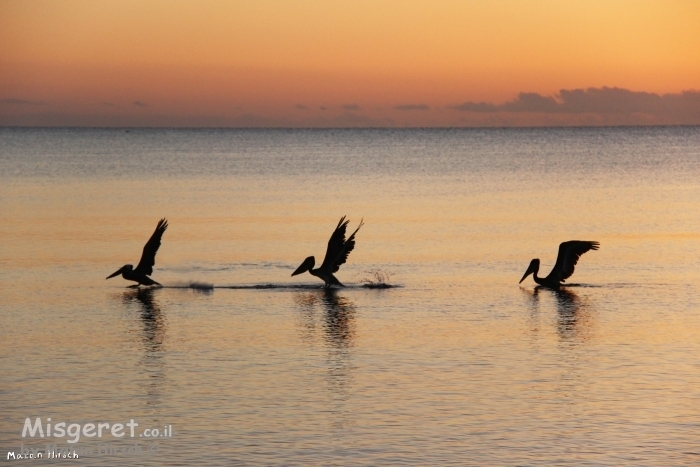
[292,216,364,287]
[107,218,168,287]
[519,240,599,289]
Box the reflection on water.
[521,286,595,418]
[122,288,166,350]
[522,286,595,342]
[298,289,357,437]
[320,289,357,349]
[293,291,319,346]
[293,289,357,349]
[521,286,541,336]
[121,288,167,409]
[293,289,356,400]
[318,289,356,443]
[553,288,585,341]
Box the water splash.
[358,269,395,289]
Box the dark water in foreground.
[2,127,700,465]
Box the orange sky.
[1,0,699,127]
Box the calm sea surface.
[2,127,700,466]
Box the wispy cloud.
[3,87,698,127]
[394,104,429,111]
[451,87,700,117]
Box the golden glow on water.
[2,128,700,464]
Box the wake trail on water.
[215,283,400,290]
[162,281,215,290]
[161,268,399,290]
[157,268,399,290]
[562,282,671,288]
[160,282,399,290]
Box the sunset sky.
[1,0,699,127]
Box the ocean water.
[2,127,700,466]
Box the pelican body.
[292,216,364,287]
[107,219,168,287]
[519,240,599,289]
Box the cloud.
[451,87,700,122]
[394,104,429,111]
[1,98,47,106]
[3,87,697,127]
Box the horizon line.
[2,124,700,131]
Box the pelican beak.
[106,267,123,279]
[291,263,308,276]
[292,257,314,276]
[519,269,532,284]
[519,260,538,284]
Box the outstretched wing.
[320,217,363,273]
[547,240,599,283]
[135,218,168,276]
[320,216,349,272]
[331,219,363,272]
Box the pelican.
[107,218,168,287]
[519,240,599,288]
[292,216,364,287]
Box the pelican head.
[519,259,540,284]
[292,256,315,276]
[107,264,133,279]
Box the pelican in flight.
[519,240,599,289]
[107,218,168,287]
[292,216,364,287]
